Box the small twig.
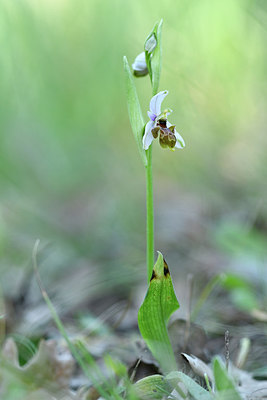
[225,330,230,371]
[112,294,132,330]
[184,273,193,348]
[32,239,44,294]
[129,358,141,382]
[0,284,6,345]
[191,274,225,321]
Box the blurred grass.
[0,0,266,301]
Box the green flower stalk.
[143,90,185,282]
[145,145,154,283]
[124,20,185,282]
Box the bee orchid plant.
[123,20,185,375]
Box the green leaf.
[138,252,179,374]
[134,374,173,399]
[230,287,258,312]
[213,358,242,400]
[215,222,267,258]
[104,354,127,378]
[220,273,259,312]
[123,56,147,167]
[167,371,213,400]
[144,19,163,95]
[221,273,249,290]
[151,19,163,95]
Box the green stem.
[145,80,159,284]
[146,145,154,283]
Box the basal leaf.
[167,371,213,400]
[138,252,179,374]
[134,374,172,399]
[213,358,242,400]
[123,56,147,166]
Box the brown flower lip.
[151,118,177,148]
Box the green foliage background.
[0,0,266,299]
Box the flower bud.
[132,52,148,77]
[144,33,157,54]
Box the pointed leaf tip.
[144,20,163,95]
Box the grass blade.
[32,240,120,400]
[213,358,242,400]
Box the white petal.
[174,130,185,148]
[181,353,213,383]
[143,120,155,150]
[149,90,168,116]
[167,121,185,149]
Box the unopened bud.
[132,52,148,77]
[144,33,157,54]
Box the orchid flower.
[142,90,185,150]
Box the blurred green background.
[0,0,266,323]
